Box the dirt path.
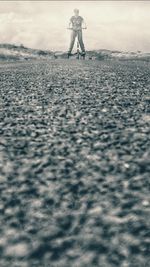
[0,59,150,267]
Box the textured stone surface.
[0,59,150,267]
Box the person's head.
[74,9,79,16]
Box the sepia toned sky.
[0,1,150,52]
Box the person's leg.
[78,30,85,54]
[68,30,77,54]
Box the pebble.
[5,243,29,258]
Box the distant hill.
[44,49,150,61]
[0,43,54,61]
[87,49,150,61]
[0,43,150,62]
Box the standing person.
[68,9,86,58]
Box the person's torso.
[71,16,83,30]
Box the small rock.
[88,206,102,215]
[142,200,149,207]
[5,242,29,258]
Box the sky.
[0,1,150,52]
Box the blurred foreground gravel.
[0,59,150,267]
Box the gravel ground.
[0,59,150,267]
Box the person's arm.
[68,18,72,29]
[82,19,87,29]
